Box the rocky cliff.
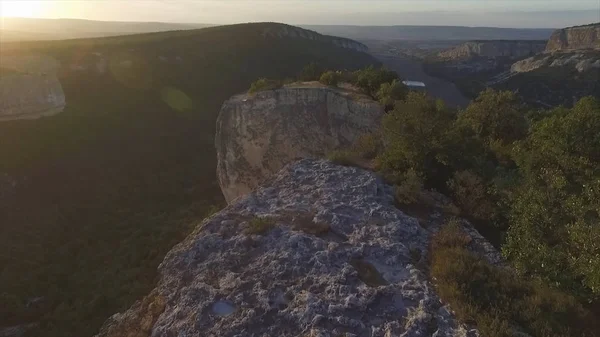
[511,51,600,73]
[0,55,65,121]
[438,40,546,60]
[96,159,496,337]
[262,25,369,52]
[0,73,66,121]
[216,84,384,204]
[546,23,600,52]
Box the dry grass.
[245,217,276,235]
[430,219,598,337]
[290,213,330,236]
[350,259,388,287]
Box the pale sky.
[1,0,599,28]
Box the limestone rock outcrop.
[511,51,600,73]
[262,25,368,52]
[216,84,384,204]
[96,159,487,337]
[546,23,600,52]
[0,55,65,121]
[438,40,546,60]
[0,73,66,121]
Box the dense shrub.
[457,89,528,146]
[372,87,600,300]
[245,217,276,235]
[248,78,282,93]
[447,170,496,221]
[353,66,398,97]
[431,220,598,337]
[394,169,425,205]
[319,70,340,86]
[352,133,381,160]
[505,97,600,297]
[327,150,357,167]
[379,92,454,188]
[376,79,409,111]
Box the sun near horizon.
[0,1,51,18]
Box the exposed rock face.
[262,25,369,52]
[96,159,485,337]
[0,74,66,121]
[511,51,600,73]
[0,55,66,121]
[438,40,546,60]
[546,23,600,52]
[216,84,384,204]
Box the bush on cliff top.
[431,219,598,337]
[379,89,600,301]
[319,70,340,86]
[248,78,282,94]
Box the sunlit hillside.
[0,22,378,337]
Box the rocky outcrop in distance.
[96,159,496,337]
[216,83,384,204]
[0,73,66,122]
[262,24,369,52]
[438,40,546,60]
[0,55,65,121]
[546,23,600,52]
[511,51,600,73]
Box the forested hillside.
[0,23,378,337]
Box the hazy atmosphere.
[1,0,599,27]
[1,0,600,336]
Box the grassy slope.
[0,23,378,336]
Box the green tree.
[248,78,281,93]
[505,96,600,297]
[380,92,454,187]
[353,66,398,97]
[319,70,340,86]
[376,79,409,111]
[458,89,528,146]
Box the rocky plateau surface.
[216,84,384,204]
[96,159,499,337]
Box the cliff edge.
[438,40,546,60]
[216,83,384,204]
[0,55,65,121]
[546,23,600,52]
[96,159,491,337]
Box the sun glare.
[0,1,45,18]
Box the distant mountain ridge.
[303,25,555,41]
[1,17,557,42]
[0,17,212,41]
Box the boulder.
[96,159,486,337]
[215,84,384,203]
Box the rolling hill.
[2,17,556,42]
[0,17,212,41]
[0,22,378,337]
